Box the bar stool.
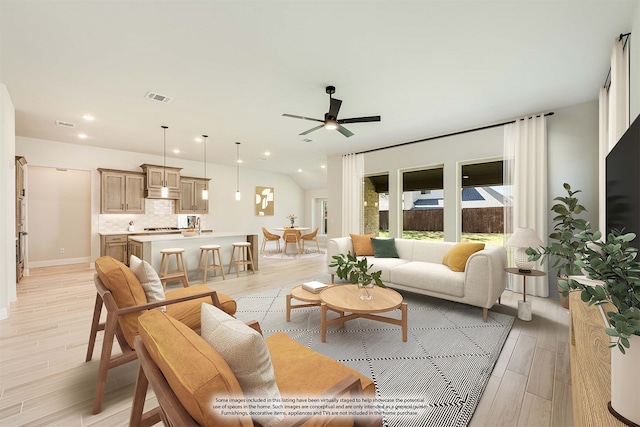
[228,241,255,277]
[196,244,225,283]
[159,248,189,288]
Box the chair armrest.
[272,374,381,427]
[246,320,263,336]
[118,290,220,316]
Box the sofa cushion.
[442,242,485,272]
[200,303,284,427]
[371,237,400,258]
[138,309,253,427]
[349,233,376,256]
[129,255,166,311]
[363,256,409,283]
[391,261,465,297]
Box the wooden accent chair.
[130,309,382,427]
[86,256,237,414]
[301,227,320,252]
[260,227,281,253]
[282,229,302,257]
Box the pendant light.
[161,126,169,198]
[235,142,241,201]
[201,134,209,200]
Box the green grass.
[378,230,504,246]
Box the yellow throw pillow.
[442,242,485,272]
[349,233,376,256]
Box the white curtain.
[599,36,630,233]
[342,153,364,235]
[503,115,549,297]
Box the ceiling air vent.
[145,91,172,103]
[55,120,76,128]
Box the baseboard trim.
[28,257,91,268]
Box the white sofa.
[327,237,507,322]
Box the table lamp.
[506,227,544,273]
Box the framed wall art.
[255,186,274,216]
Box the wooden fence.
[379,207,505,233]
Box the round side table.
[504,268,546,321]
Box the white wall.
[15,136,305,264]
[1,84,16,319]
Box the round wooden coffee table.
[319,285,408,342]
[286,284,334,322]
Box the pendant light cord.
[203,135,208,191]
[161,125,168,187]
[235,142,240,192]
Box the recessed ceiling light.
[264,151,271,156]
[321,165,326,169]
[173,149,180,154]
[195,137,203,142]
[78,133,87,139]
[298,169,303,173]
[237,159,243,164]
[82,114,94,121]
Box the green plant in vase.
[526,183,590,308]
[329,252,386,300]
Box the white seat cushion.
[391,261,465,297]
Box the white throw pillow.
[200,303,284,427]
[129,255,166,311]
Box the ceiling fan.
[282,85,381,138]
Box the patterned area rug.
[234,282,514,427]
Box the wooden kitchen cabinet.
[99,169,145,214]
[177,177,210,214]
[128,239,143,260]
[100,234,129,264]
[140,164,181,199]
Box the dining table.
[273,227,310,232]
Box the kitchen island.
[128,232,258,281]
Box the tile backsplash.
[99,199,207,233]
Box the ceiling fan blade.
[299,124,324,135]
[336,124,354,138]
[328,98,342,118]
[338,115,381,124]
[282,113,323,123]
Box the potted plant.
[329,252,386,300]
[561,228,640,424]
[526,183,590,308]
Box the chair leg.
[195,249,205,280]
[228,246,236,274]
[215,249,226,280]
[178,253,189,286]
[86,293,103,362]
[260,239,266,254]
[92,311,119,414]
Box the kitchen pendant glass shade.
[235,142,241,201]
[202,134,208,200]
[161,125,169,198]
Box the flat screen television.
[606,113,640,250]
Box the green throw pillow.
[371,238,399,258]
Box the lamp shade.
[506,227,544,272]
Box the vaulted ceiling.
[1,1,636,190]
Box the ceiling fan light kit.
[283,85,381,138]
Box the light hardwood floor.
[0,253,573,426]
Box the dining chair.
[260,227,281,253]
[282,229,301,257]
[301,227,320,252]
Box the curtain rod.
[603,32,631,90]
[354,111,554,155]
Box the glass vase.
[358,283,374,300]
